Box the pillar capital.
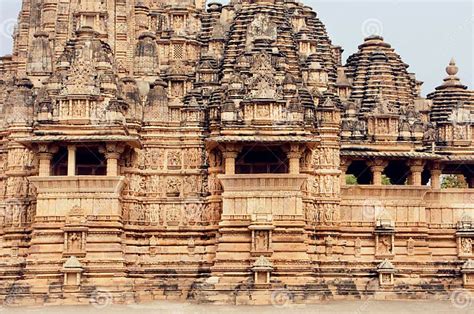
[368,160,388,186]
[100,143,125,159]
[221,143,242,155]
[408,159,425,170]
[222,150,239,159]
[287,150,303,160]
[408,160,425,186]
[340,157,351,169]
[368,160,388,172]
[409,165,425,173]
[36,143,58,156]
[431,162,444,172]
[99,143,126,176]
[221,143,241,175]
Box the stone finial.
[365,35,384,42]
[446,58,458,76]
[442,58,463,87]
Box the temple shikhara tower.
[0,0,473,306]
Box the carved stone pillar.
[287,144,302,174]
[67,145,76,176]
[222,144,241,175]
[340,157,350,186]
[37,144,58,177]
[101,143,125,176]
[369,160,387,186]
[430,164,443,189]
[408,160,425,186]
[38,154,52,176]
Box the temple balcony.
[29,176,126,217]
[340,185,474,228]
[341,185,430,200]
[218,174,306,220]
[26,142,130,219]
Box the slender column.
[221,144,241,175]
[38,153,53,176]
[67,145,76,176]
[430,163,443,189]
[106,153,120,176]
[101,143,125,176]
[410,168,423,186]
[431,170,442,189]
[288,144,302,174]
[409,160,425,186]
[37,144,58,176]
[369,160,388,186]
[223,151,239,175]
[340,158,350,186]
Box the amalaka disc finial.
[446,58,458,76]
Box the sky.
[0,0,472,95]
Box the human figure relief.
[69,233,81,251]
[378,236,392,254]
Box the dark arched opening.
[52,147,68,176]
[76,147,106,175]
[421,167,431,186]
[384,160,410,185]
[346,160,373,185]
[235,146,288,174]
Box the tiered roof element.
[189,0,343,138]
[428,59,474,123]
[345,36,418,114]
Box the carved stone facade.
[0,0,473,306]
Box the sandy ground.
[0,300,473,314]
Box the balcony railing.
[218,174,306,218]
[340,185,474,227]
[29,176,126,217]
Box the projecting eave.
[16,135,142,149]
[340,150,442,160]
